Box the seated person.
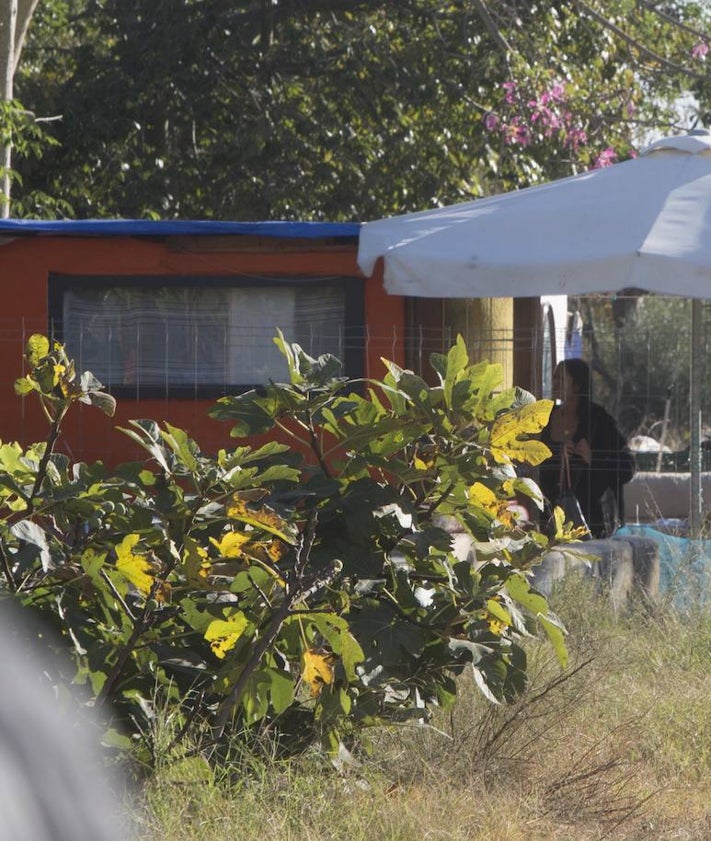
[539,359,634,538]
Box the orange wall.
[0,235,404,466]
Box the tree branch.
[13,0,40,75]
[212,511,336,739]
[637,0,710,42]
[471,0,512,58]
[229,0,392,32]
[573,0,708,83]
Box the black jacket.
[539,401,635,538]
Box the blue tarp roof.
[0,219,361,239]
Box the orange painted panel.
[0,236,404,465]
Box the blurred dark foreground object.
[0,603,127,841]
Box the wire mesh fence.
[568,294,710,460]
[1,293,709,471]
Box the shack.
[0,219,558,465]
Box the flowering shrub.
[482,75,629,169]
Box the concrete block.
[593,539,634,611]
[533,534,660,608]
[624,471,711,522]
[613,534,660,602]
[532,547,594,597]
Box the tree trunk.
[0,0,16,217]
[0,0,40,217]
[443,298,515,388]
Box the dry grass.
[134,575,711,841]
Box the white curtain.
[63,283,345,390]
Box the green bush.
[0,332,570,768]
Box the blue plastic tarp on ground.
[616,524,711,608]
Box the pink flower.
[502,81,517,104]
[564,126,587,151]
[483,112,500,132]
[503,123,531,146]
[692,41,709,59]
[514,125,531,145]
[538,107,561,130]
[592,147,617,169]
[548,82,566,102]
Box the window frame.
[48,273,365,399]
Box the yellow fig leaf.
[242,540,288,580]
[490,400,554,466]
[227,494,295,544]
[116,534,152,591]
[182,536,212,587]
[469,482,515,527]
[485,599,512,636]
[266,539,288,562]
[502,478,517,496]
[209,530,251,558]
[53,363,67,387]
[25,334,50,366]
[302,649,336,697]
[487,616,508,636]
[205,612,249,659]
[115,535,170,602]
[552,505,566,538]
[469,481,498,512]
[13,375,36,396]
[486,597,512,626]
[553,505,590,541]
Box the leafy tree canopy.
[12,0,711,220]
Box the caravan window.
[49,274,364,398]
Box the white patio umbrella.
[357,130,711,532]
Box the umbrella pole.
[690,298,703,536]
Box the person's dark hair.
[556,358,591,401]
